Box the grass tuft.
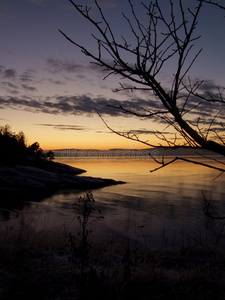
[1,192,225,299]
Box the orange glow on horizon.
[38,131,160,151]
[42,142,153,151]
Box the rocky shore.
[0,160,125,194]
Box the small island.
[0,125,124,196]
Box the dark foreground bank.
[0,219,225,300]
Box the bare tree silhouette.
[201,0,225,10]
[60,0,225,172]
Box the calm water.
[1,157,225,247]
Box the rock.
[24,158,86,175]
[0,162,125,195]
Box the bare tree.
[201,0,225,10]
[59,0,225,171]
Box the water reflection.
[1,158,225,247]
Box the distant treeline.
[0,125,54,165]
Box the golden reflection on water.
[1,157,225,247]
[55,157,225,243]
[57,156,221,177]
[56,157,224,194]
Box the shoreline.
[0,159,125,200]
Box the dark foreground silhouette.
[0,125,124,213]
[0,160,124,194]
[1,193,225,300]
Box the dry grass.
[1,195,225,300]
[1,218,225,300]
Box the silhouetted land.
[0,125,124,204]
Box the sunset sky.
[0,0,224,150]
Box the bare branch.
[60,0,225,157]
[202,191,225,220]
[106,104,168,118]
[200,0,225,10]
[150,156,225,173]
[98,114,159,148]
[205,111,221,140]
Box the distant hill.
[51,147,218,159]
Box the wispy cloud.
[46,57,105,81]
[0,89,224,125]
[198,80,220,92]
[2,82,18,89]
[0,60,224,127]
[21,84,37,92]
[1,82,20,94]
[47,79,65,85]
[47,58,84,74]
[35,123,88,131]
[0,94,157,117]
[19,69,36,82]
[3,69,17,79]
[0,66,38,95]
[0,66,36,83]
[128,129,171,135]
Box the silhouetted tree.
[202,0,225,10]
[44,150,55,161]
[0,126,54,165]
[0,125,12,138]
[27,142,46,159]
[27,142,40,154]
[16,131,26,147]
[27,142,39,155]
[60,0,225,172]
[0,125,26,164]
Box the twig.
[150,156,225,173]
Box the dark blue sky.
[0,0,224,149]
